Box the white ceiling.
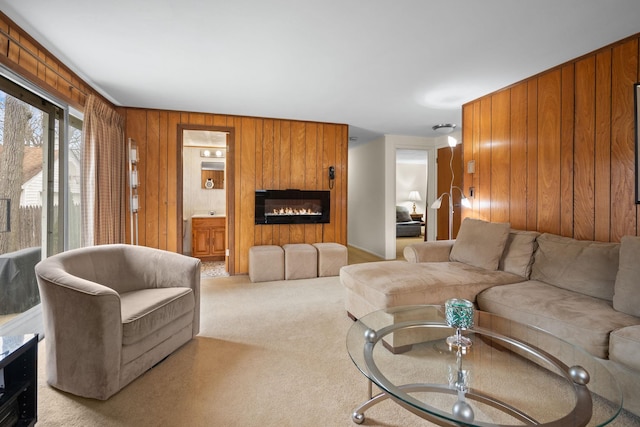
[2,1,640,143]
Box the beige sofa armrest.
[150,252,202,337]
[403,240,454,263]
[35,260,123,398]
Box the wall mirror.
[201,161,225,189]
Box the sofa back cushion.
[613,235,640,317]
[530,233,619,301]
[449,218,510,271]
[499,229,540,278]
[396,205,412,223]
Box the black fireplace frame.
[255,189,330,225]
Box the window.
[0,70,82,334]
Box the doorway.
[395,149,428,260]
[395,148,428,242]
[178,125,235,275]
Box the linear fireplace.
[255,189,330,225]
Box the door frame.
[177,124,236,275]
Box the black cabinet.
[0,334,37,426]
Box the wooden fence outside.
[0,204,81,254]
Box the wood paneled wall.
[125,109,348,274]
[462,34,640,242]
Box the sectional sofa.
[340,218,640,416]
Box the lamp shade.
[430,195,444,209]
[408,190,421,202]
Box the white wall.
[385,135,434,257]
[347,136,388,258]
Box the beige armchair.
[35,244,201,400]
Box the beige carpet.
[36,275,640,427]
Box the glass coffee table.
[346,305,622,426]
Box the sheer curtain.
[81,95,126,246]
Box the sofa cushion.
[449,218,510,271]
[121,311,194,366]
[530,233,619,301]
[396,205,412,222]
[121,287,195,345]
[498,229,540,278]
[613,235,640,317]
[340,259,526,310]
[404,240,454,263]
[609,325,640,371]
[477,280,640,359]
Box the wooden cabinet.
[0,334,37,426]
[192,217,225,261]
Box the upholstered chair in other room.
[396,205,421,237]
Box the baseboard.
[347,243,385,259]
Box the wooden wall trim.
[462,33,640,241]
[0,11,111,110]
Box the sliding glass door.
[0,73,82,332]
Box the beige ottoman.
[249,245,284,282]
[313,243,348,277]
[283,244,317,280]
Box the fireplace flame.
[266,207,322,216]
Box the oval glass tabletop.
[346,305,622,426]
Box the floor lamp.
[430,136,471,240]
